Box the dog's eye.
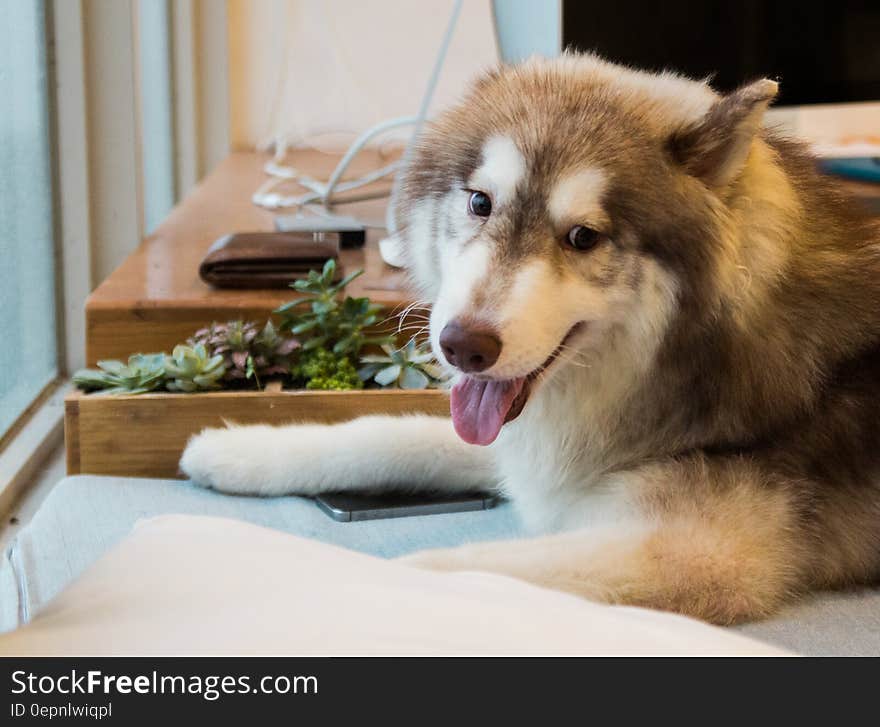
[467,191,492,217]
[566,225,602,251]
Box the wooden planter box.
[65,386,449,479]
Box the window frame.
[0,0,231,511]
[0,0,68,511]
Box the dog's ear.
[669,79,778,188]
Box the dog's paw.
[179,426,272,495]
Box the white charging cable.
[379,0,463,266]
[383,0,463,232]
[252,119,413,211]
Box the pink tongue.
[450,376,526,446]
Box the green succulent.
[164,344,226,392]
[73,354,166,395]
[275,259,393,358]
[292,347,363,391]
[358,338,447,390]
[74,262,422,396]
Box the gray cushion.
[737,588,880,656]
[2,474,879,655]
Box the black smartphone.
[314,491,500,522]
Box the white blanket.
[0,515,786,655]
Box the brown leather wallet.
[199,231,341,288]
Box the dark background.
[563,0,880,105]
[1,657,872,723]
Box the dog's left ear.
[669,79,778,188]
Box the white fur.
[405,197,441,298]
[440,238,491,301]
[468,135,526,207]
[182,416,496,496]
[547,168,609,231]
[429,239,492,366]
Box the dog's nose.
[439,320,502,373]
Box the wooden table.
[85,151,413,365]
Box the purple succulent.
[188,319,299,383]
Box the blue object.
[492,0,561,63]
[818,157,880,183]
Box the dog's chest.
[491,380,636,532]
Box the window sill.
[0,380,68,517]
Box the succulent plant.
[74,263,415,395]
[275,259,393,358]
[164,344,226,392]
[73,354,167,395]
[188,319,299,383]
[358,338,447,390]
[291,348,363,391]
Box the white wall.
[768,101,880,156]
[228,0,500,151]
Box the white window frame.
[0,0,230,512]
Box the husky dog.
[182,54,880,625]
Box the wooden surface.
[85,150,413,365]
[66,388,449,478]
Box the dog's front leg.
[180,415,497,497]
